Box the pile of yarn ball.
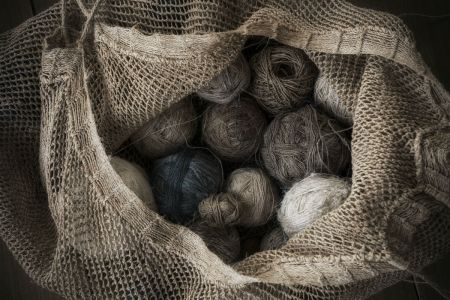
[110,156,157,212]
[197,53,250,104]
[250,44,318,115]
[278,173,351,237]
[199,168,278,227]
[189,220,240,263]
[202,97,267,162]
[115,41,356,264]
[131,99,198,159]
[150,148,222,223]
[261,105,350,187]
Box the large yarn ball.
[189,220,240,263]
[110,156,157,211]
[202,97,267,162]
[197,53,250,104]
[314,75,352,125]
[250,45,318,115]
[278,173,351,237]
[261,105,350,187]
[199,168,278,227]
[260,227,288,251]
[150,149,222,223]
[131,99,198,159]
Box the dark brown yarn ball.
[261,105,350,187]
[250,45,318,115]
[197,53,250,104]
[131,99,197,159]
[202,97,267,162]
[260,227,288,251]
[189,220,240,264]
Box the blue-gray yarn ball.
[150,148,222,223]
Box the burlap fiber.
[1,0,450,299]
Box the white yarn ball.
[314,75,352,125]
[277,173,351,237]
[110,156,158,212]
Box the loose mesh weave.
[1,0,450,299]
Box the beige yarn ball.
[110,156,157,211]
[202,97,267,162]
[261,105,351,187]
[197,53,250,104]
[314,75,352,125]
[250,45,318,115]
[189,220,240,263]
[131,99,197,159]
[260,227,288,251]
[277,173,351,237]
[198,168,278,227]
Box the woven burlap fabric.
[1,0,450,299]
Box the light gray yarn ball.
[277,173,351,237]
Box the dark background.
[1,0,449,299]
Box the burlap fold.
[1,0,449,298]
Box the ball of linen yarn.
[189,220,240,263]
[197,53,250,104]
[131,99,197,159]
[202,97,267,162]
[110,156,157,211]
[314,75,352,125]
[250,45,318,114]
[150,148,222,223]
[278,173,351,237]
[198,168,278,227]
[261,105,350,187]
[260,227,288,251]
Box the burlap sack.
[1,0,450,298]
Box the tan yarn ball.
[260,227,288,251]
[131,99,197,159]
[261,105,351,187]
[202,97,267,162]
[198,168,278,227]
[277,173,351,237]
[314,75,352,125]
[189,220,240,263]
[197,53,251,104]
[250,45,318,115]
[110,156,157,212]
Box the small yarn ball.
[189,220,240,263]
[250,45,318,114]
[278,173,351,237]
[314,75,352,124]
[197,53,251,104]
[260,227,288,251]
[202,97,267,161]
[110,156,157,211]
[150,149,222,223]
[261,105,350,187]
[199,168,278,227]
[131,99,197,159]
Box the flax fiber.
[1,0,450,299]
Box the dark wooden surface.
[1,0,449,299]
